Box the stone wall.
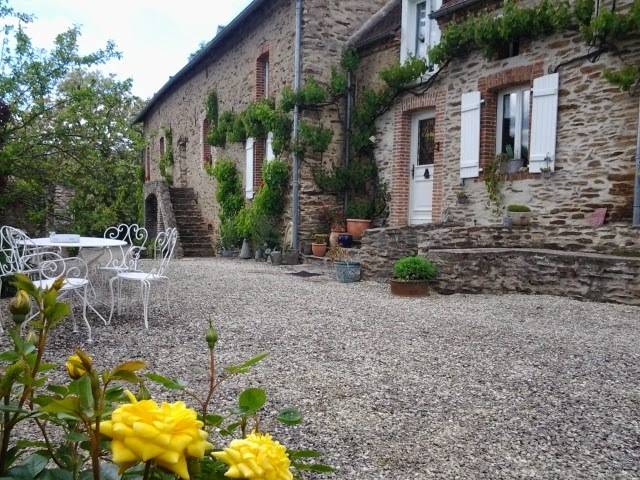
[430,248,640,306]
[359,222,462,279]
[356,0,640,229]
[143,181,183,258]
[418,223,640,256]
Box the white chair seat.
[33,277,89,291]
[117,272,165,282]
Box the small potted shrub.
[322,205,346,248]
[456,191,469,205]
[328,246,360,283]
[345,200,371,241]
[311,234,328,257]
[390,256,438,297]
[506,204,532,226]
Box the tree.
[0,0,144,234]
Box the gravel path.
[3,258,640,479]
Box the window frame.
[401,0,442,65]
[495,85,532,163]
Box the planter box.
[390,279,430,297]
[335,262,361,283]
[507,211,532,226]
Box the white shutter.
[266,132,275,162]
[529,73,559,173]
[460,91,481,179]
[245,137,254,199]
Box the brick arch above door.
[389,89,446,227]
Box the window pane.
[500,93,516,159]
[521,89,530,162]
[417,118,435,165]
[415,1,427,58]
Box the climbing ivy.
[159,127,174,184]
[484,154,507,216]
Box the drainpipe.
[292,0,303,252]
[634,99,640,226]
[344,70,353,211]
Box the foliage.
[507,204,532,212]
[205,91,219,124]
[345,199,372,220]
[297,121,333,154]
[393,256,438,281]
[0,5,143,235]
[208,159,244,248]
[159,127,174,184]
[313,234,328,244]
[242,98,276,138]
[484,154,506,215]
[0,275,332,480]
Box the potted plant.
[337,233,353,248]
[322,204,346,247]
[506,204,532,226]
[456,191,469,205]
[311,234,328,257]
[345,200,371,241]
[301,238,313,255]
[328,246,361,283]
[390,256,438,297]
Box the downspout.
[634,99,640,226]
[292,0,303,252]
[344,70,353,211]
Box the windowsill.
[475,171,542,182]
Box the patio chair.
[98,223,148,274]
[0,226,97,341]
[108,227,178,329]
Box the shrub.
[346,199,372,220]
[507,204,531,212]
[208,158,244,224]
[393,256,438,281]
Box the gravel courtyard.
[7,258,640,479]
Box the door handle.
[411,165,415,179]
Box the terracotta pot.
[346,219,371,240]
[390,279,430,297]
[329,230,345,247]
[311,243,327,257]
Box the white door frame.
[409,110,436,225]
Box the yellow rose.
[100,390,212,480]
[212,432,293,480]
[65,353,90,379]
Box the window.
[159,137,165,157]
[256,53,269,99]
[417,117,435,165]
[145,147,150,181]
[496,86,530,163]
[202,118,212,168]
[401,0,442,65]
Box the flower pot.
[283,251,299,265]
[507,211,532,226]
[337,233,353,248]
[335,262,361,283]
[311,243,327,257]
[302,241,312,255]
[456,195,469,205]
[270,251,282,265]
[239,239,252,259]
[503,158,524,174]
[329,230,345,248]
[390,279,430,297]
[346,219,371,241]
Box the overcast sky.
[11,0,253,99]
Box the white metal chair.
[0,226,98,341]
[108,227,178,329]
[98,224,148,276]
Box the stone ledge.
[430,247,640,263]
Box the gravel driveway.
[3,258,640,479]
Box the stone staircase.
[169,187,215,257]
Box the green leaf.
[204,414,224,427]
[46,385,68,396]
[6,453,48,479]
[0,404,29,414]
[37,469,73,480]
[292,463,335,473]
[77,375,94,414]
[112,360,146,373]
[11,275,39,299]
[224,353,268,375]
[110,370,140,383]
[289,449,321,459]
[104,386,125,402]
[0,351,19,362]
[238,388,266,415]
[218,421,241,436]
[65,431,88,442]
[144,373,185,390]
[277,407,302,426]
[41,396,81,417]
[44,302,70,326]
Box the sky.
[11,0,254,99]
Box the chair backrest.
[154,227,178,276]
[0,226,37,276]
[104,223,148,247]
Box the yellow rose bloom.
[100,390,212,480]
[65,353,88,379]
[212,433,293,480]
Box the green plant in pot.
[390,256,438,297]
[345,199,372,241]
[311,234,328,257]
[327,246,360,283]
[506,204,532,226]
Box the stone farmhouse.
[137,0,640,304]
